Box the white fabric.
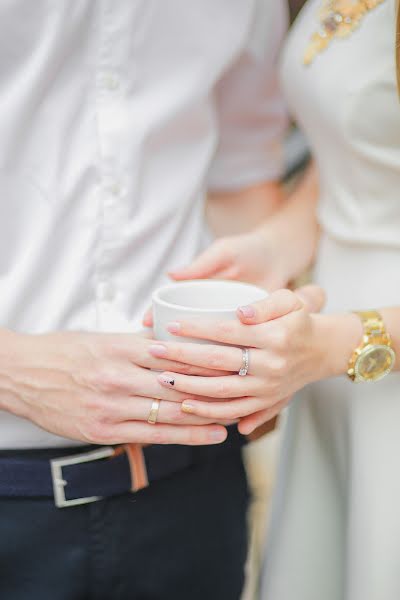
[262,1,400,599]
[0,0,288,449]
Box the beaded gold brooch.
[304,0,386,65]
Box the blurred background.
[240,2,308,598]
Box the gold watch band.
[353,310,392,345]
[347,310,395,382]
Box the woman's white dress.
[261,1,400,599]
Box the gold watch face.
[355,345,396,382]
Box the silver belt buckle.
[50,446,115,508]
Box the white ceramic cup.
[152,280,268,344]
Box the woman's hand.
[150,286,331,435]
[0,330,229,446]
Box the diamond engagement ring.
[238,348,250,377]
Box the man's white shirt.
[0,0,287,448]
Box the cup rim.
[152,279,267,313]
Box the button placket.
[95,5,127,330]
[101,72,120,91]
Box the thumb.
[142,306,153,328]
[169,240,231,281]
[294,284,326,314]
[237,286,326,325]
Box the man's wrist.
[0,328,22,412]
[312,313,363,380]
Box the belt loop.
[124,444,149,492]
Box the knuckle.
[150,428,167,445]
[200,405,214,419]
[83,393,108,416]
[266,379,281,397]
[81,419,111,445]
[269,356,288,375]
[185,365,207,376]
[185,428,197,445]
[81,393,119,432]
[282,288,302,310]
[228,408,242,420]
[187,427,206,445]
[174,362,191,375]
[216,321,232,338]
[84,363,121,393]
[216,381,231,397]
[270,325,290,350]
[169,403,188,424]
[208,347,224,370]
[214,382,226,397]
[170,345,186,362]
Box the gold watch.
[347,310,396,382]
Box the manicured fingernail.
[209,428,226,443]
[149,344,167,357]
[157,374,175,386]
[238,305,255,319]
[167,321,181,334]
[182,401,195,413]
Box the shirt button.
[98,282,116,302]
[109,182,122,196]
[102,73,120,91]
[104,183,125,208]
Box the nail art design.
[158,374,175,386]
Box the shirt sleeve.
[207,0,289,191]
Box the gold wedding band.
[147,399,161,425]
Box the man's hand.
[0,330,228,446]
[170,165,319,291]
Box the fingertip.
[237,305,256,320]
[209,425,228,444]
[168,266,197,281]
[237,419,255,436]
[168,270,185,280]
[237,304,264,325]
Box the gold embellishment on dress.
[304,0,386,65]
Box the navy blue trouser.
[0,448,249,600]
